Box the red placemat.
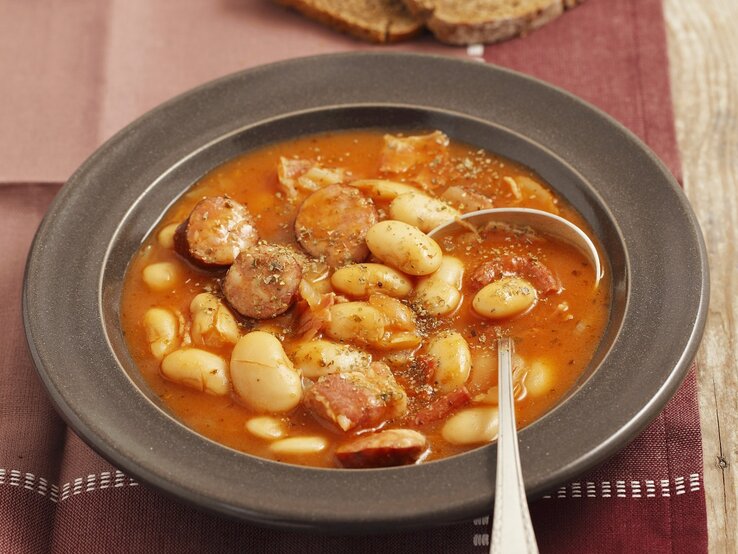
[0,0,707,552]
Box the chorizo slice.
[304,362,407,432]
[469,255,561,296]
[335,429,428,469]
[223,243,302,319]
[294,184,377,268]
[174,196,258,267]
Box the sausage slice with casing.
[174,196,259,267]
[304,362,408,432]
[294,184,378,268]
[223,243,302,319]
[336,429,428,468]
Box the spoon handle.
[490,337,539,554]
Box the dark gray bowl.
[22,52,708,532]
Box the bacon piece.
[412,387,472,426]
[440,185,495,213]
[277,158,346,199]
[304,362,407,432]
[294,289,336,341]
[380,131,449,174]
[336,429,428,469]
[469,256,561,295]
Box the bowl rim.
[22,52,709,532]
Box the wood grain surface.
[664,1,738,551]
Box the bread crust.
[276,0,423,43]
[403,0,584,45]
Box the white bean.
[325,302,385,346]
[468,349,498,392]
[471,354,527,402]
[331,263,413,299]
[143,307,180,360]
[190,293,240,347]
[230,331,303,413]
[160,348,230,396]
[245,416,287,440]
[366,220,442,276]
[389,192,461,233]
[157,223,180,249]
[413,256,464,316]
[376,331,422,350]
[472,276,537,320]
[372,295,422,349]
[368,293,417,331]
[473,386,499,405]
[426,331,472,393]
[269,436,328,455]
[524,358,556,397]
[142,262,179,291]
[382,349,415,369]
[441,407,499,445]
[292,340,371,379]
[347,179,420,200]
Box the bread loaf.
[402,0,585,45]
[274,0,424,43]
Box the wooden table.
[664,1,738,551]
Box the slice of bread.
[275,0,424,43]
[402,0,585,45]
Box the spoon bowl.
[428,207,602,288]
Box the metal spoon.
[491,336,538,554]
[428,208,601,553]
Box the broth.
[120,130,609,468]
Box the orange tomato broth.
[120,130,610,468]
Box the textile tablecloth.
[0,0,707,552]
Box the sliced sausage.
[294,184,377,268]
[412,387,472,426]
[335,429,428,469]
[469,255,561,296]
[223,243,302,319]
[174,196,258,267]
[304,362,407,432]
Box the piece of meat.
[412,387,472,426]
[440,185,495,213]
[294,184,377,267]
[304,362,407,432]
[277,157,347,199]
[174,196,258,267]
[380,131,449,174]
[468,256,561,296]
[335,429,428,469]
[277,158,312,199]
[294,286,336,341]
[222,243,302,319]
